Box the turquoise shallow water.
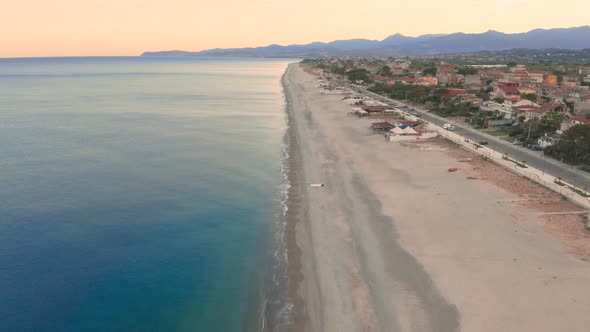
[0,57,291,331]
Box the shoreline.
[281,63,309,331]
[285,63,459,331]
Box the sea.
[0,56,294,331]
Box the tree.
[521,93,537,102]
[493,97,505,104]
[507,61,518,67]
[545,124,590,163]
[539,112,565,133]
[346,69,370,82]
[457,67,477,75]
[378,65,393,77]
[423,67,437,76]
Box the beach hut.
[357,110,368,117]
[402,127,418,135]
[371,122,394,132]
[390,127,405,135]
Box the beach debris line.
[310,183,325,188]
[458,158,473,162]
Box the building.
[415,76,438,86]
[371,121,395,132]
[455,94,483,107]
[479,101,514,119]
[527,71,545,83]
[493,84,521,100]
[524,102,568,121]
[442,89,466,102]
[559,115,590,133]
[464,74,483,90]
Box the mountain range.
[142,26,590,58]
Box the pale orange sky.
[2,0,589,57]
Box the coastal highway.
[359,87,590,191]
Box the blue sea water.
[0,57,292,331]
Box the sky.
[2,0,590,57]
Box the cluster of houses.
[338,92,438,142]
[363,60,590,118]
[315,59,590,148]
[370,120,438,142]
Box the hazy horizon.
[3,0,590,57]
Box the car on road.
[478,140,488,145]
[527,144,543,151]
[443,123,455,131]
[513,139,523,146]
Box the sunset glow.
[2,0,590,57]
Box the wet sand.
[283,63,590,332]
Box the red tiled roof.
[371,122,394,129]
[571,116,590,123]
[442,89,466,101]
[500,85,520,95]
[539,102,565,112]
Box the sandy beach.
[283,62,590,332]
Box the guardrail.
[436,126,590,209]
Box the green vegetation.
[571,187,590,197]
[377,65,393,77]
[521,93,537,102]
[502,155,528,168]
[457,67,477,75]
[346,69,371,82]
[369,83,449,105]
[579,164,590,173]
[509,112,565,144]
[423,67,437,76]
[545,124,590,164]
[436,102,478,117]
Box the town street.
[361,87,590,191]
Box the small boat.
[448,168,460,172]
[310,183,324,188]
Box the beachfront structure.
[362,105,393,115]
[351,107,369,117]
[388,127,438,142]
[321,87,353,95]
[371,122,395,132]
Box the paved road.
[359,87,590,191]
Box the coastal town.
[304,52,590,176]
